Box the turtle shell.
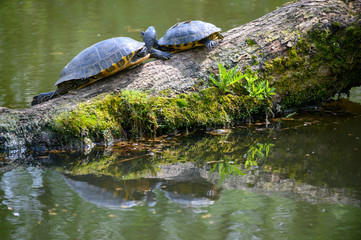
[158,20,222,52]
[55,37,148,95]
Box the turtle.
[155,20,223,53]
[31,26,171,106]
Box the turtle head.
[31,90,57,106]
[141,26,158,53]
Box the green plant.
[263,80,276,100]
[209,63,276,100]
[209,62,243,93]
[242,72,276,121]
[243,72,276,100]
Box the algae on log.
[0,0,360,153]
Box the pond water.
[1,96,361,239]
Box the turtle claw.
[161,51,172,60]
[204,38,216,48]
[150,49,172,60]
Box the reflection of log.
[146,162,360,207]
[63,173,220,208]
[0,0,360,151]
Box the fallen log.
[0,0,360,153]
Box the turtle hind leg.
[31,90,57,106]
[202,38,216,48]
[150,49,172,60]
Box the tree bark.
[1,0,360,153]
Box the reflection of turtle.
[63,174,157,208]
[31,26,171,105]
[156,20,223,53]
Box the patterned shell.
[55,37,145,87]
[158,20,222,46]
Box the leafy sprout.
[209,62,276,122]
[243,73,276,100]
[209,62,243,93]
[209,62,276,100]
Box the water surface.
[1,98,361,239]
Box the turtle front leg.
[149,49,172,60]
[202,38,216,48]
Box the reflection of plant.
[209,62,243,93]
[210,142,275,185]
[244,143,275,168]
[211,159,244,185]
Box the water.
[1,97,361,239]
[2,167,360,240]
[0,0,290,108]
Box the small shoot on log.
[209,62,243,93]
[243,72,276,100]
[209,62,276,123]
[209,62,276,101]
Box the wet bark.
[1,0,360,152]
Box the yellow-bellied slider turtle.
[155,20,223,53]
[31,27,171,105]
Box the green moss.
[246,38,257,46]
[153,89,262,132]
[54,94,123,142]
[264,22,361,109]
[346,26,355,36]
[53,87,264,144]
[251,55,260,65]
[332,21,341,29]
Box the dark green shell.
[55,37,147,94]
[158,20,222,47]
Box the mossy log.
[1,0,360,153]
